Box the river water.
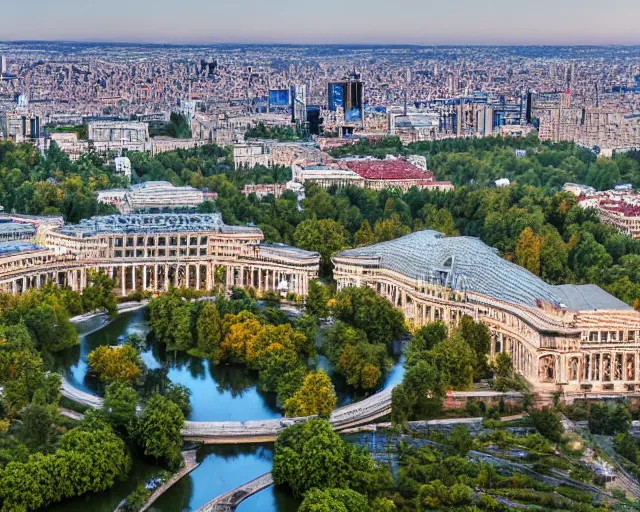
[48,307,404,511]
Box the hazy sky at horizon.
[3,0,639,45]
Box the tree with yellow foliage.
[284,370,336,418]
[87,344,144,386]
[515,227,543,276]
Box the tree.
[614,432,638,464]
[333,286,405,349]
[354,220,375,247]
[373,213,411,243]
[540,225,569,284]
[515,227,543,276]
[103,382,139,435]
[306,280,332,318]
[273,419,375,497]
[456,316,491,381]
[294,219,349,272]
[196,302,222,358]
[18,403,56,452]
[447,425,473,456]
[165,383,192,418]
[87,344,144,386]
[429,334,475,390]
[408,322,448,359]
[392,359,444,423]
[530,407,563,443]
[82,269,117,317]
[0,427,130,512]
[299,488,371,512]
[168,302,195,352]
[219,312,262,363]
[136,394,184,469]
[284,370,337,418]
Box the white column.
[142,265,147,291]
[154,264,158,291]
[121,264,126,296]
[131,266,136,291]
[164,265,169,291]
[196,265,201,290]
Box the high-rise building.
[327,73,364,127]
[0,56,6,74]
[291,84,307,123]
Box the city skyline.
[3,0,640,45]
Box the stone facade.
[333,231,640,398]
[0,213,319,299]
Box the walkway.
[140,450,200,511]
[114,450,201,512]
[60,377,527,444]
[180,388,393,443]
[195,472,274,512]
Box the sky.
[3,0,640,45]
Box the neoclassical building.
[0,213,319,298]
[333,230,640,397]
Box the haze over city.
[3,0,640,45]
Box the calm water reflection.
[45,457,159,512]
[149,445,299,512]
[57,308,405,421]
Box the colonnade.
[225,264,310,297]
[577,351,639,386]
[0,260,314,298]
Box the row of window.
[587,330,637,342]
[111,236,209,248]
[113,248,209,258]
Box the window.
[170,237,178,246]
[125,250,133,258]
[158,249,166,257]
[126,237,134,247]
[158,237,166,246]
[170,250,177,257]
[189,248,197,256]
[115,237,123,247]
[601,331,609,342]
[190,237,198,246]
[148,237,155,246]
[589,331,598,342]
[137,236,145,247]
[114,250,122,258]
[136,250,144,257]
[630,331,636,342]
[179,249,187,256]
[200,236,207,245]
[200,248,207,256]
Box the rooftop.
[56,213,262,237]
[0,222,36,234]
[335,230,632,312]
[258,242,320,260]
[342,159,434,181]
[0,242,44,256]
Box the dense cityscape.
[1,17,640,512]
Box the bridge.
[61,380,528,443]
[194,472,274,512]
